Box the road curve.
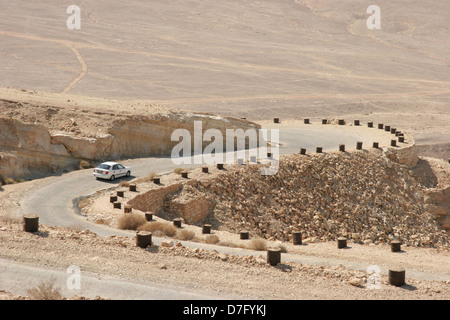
[14,124,449,299]
[21,124,389,233]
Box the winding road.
[8,123,450,299]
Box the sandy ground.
[0,216,449,300]
[1,153,449,300]
[0,1,449,147]
[0,0,449,300]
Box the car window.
[98,164,110,170]
[117,164,124,169]
[112,165,118,170]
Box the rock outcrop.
[0,113,259,179]
[178,151,448,248]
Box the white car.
[93,162,131,181]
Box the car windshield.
[98,164,111,170]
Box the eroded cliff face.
[0,113,259,179]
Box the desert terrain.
[0,0,449,303]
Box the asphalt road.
[13,124,448,299]
[21,124,384,233]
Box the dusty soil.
[1,1,449,156]
[0,219,449,300]
[1,153,449,300]
[1,0,449,300]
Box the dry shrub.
[117,213,146,230]
[119,181,130,188]
[175,229,195,241]
[3,177,17,185]
[27,280,64,300]
[95,219,109,226]
[138,221,177,237]
[136,171,156,183]
[173,168,184,175]
[204,234,219,244]
[78,197,90,209]
[246,239,267,251]
[79,160,93,169]
[0,213,21,224]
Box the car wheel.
[110,175,115,181]
[126,171,131,177]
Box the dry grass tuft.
[173,168,184,175]
[95,218,109,226]
[119,181,130,188]
[175,229,195,241]
[204,234,220,244]
[0,213,21,224]
[137,221,177,237]
[246,238,267,251]
[117,213,146,230]
[26,280,64,300]
[79,160,93,169]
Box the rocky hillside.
[0,90,259,179]
[182,151,449,248]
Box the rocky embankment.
[174,151,449,248]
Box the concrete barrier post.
[173,218,182,228]
[356,142,363,150]
[23,214,39,232]
[240,230,249,240]
[389,269,406,287]
[337,237,347,249]
[202,224,212,234]
[145,212,153,221]
[267,248,281,266]
[136,231,152,248]
[292,231,302,245]
[391,240,402,252]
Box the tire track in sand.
[0,30,88,94]
[61,44,88,94]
